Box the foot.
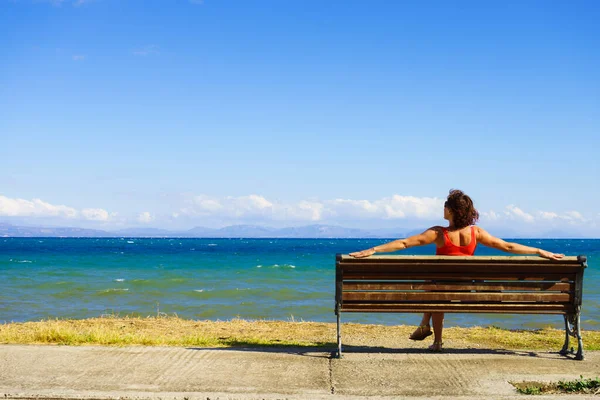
[409,325,432,341]
[428,341,443,352]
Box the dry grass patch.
[0,317,335,347]
[0,317,599,351]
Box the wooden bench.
[335,254,587,359]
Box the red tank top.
[436,226,477,256]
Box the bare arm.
[349,228,439,258]
[476,227,564,260]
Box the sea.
[1,237,598,330]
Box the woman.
[349,189,564,352]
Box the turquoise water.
[1,237,598,330]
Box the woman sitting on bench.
[349,189,564,352]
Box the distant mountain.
[113,228,176,237]
[0,222,392,238]
[0,223,112,238]
[184,226,217,236]
[369,227,423,238]
[3,222,585,239]
[181,224,377,238]
[276,224,375,238]
[212,224,275,237]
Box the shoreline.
[1,316,598,351]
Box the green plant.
[512,376,600,395]
[557,375,600,393]
[515,385,542,395]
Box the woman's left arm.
[476,227,564,260]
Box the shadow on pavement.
[185,345,333,358]
[337,345,582,361]
[185,343,579,361]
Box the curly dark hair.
[444,189,479,229]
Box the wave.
[256,264,296,269]
[190,287,324,301]
[95,288,130,296]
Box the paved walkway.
[1,345,598,399]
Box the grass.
[512,376,600,395]
[0,315,599,350]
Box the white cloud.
[294,201,324,221]
[325,195,442,220]
[137,212,154,224]
[564,211,585,222]
[539,211,559,220]
[537,210,586,223]
[181,194,274,218]
[133,45,159,56]
[481,210,500,221]
[505,205,535,223]
[386,195,441,219]
[0,195,112,222]
[0,195,77,218]
[81,208,110,221]
[192,195,223,213]
[483,207,592,228]
[229,194,273,216]
[327,199,379,218]
[178,194,443,223]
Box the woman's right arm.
[349,227,439,258]
[476,227,564,260]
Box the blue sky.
[1,0,599,236]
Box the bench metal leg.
[336,312,342,358]
[574,311,584,360]
[560,310,584,360]
[560,315,570,356]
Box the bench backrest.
[335,255,586,315]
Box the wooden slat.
[340,303,573,314]
[342,291,572,303]
[342,272,575,281]
[341,303,573,311]
[342,282,573,292]
[339,255,582,263]
[340,264,581,274]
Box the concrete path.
[1,345,598,399]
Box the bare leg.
[420,313,431,326]
[432,312,444,341]
[429,312,444,351]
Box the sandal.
[428,341,443,352]
[409,325,432,341]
